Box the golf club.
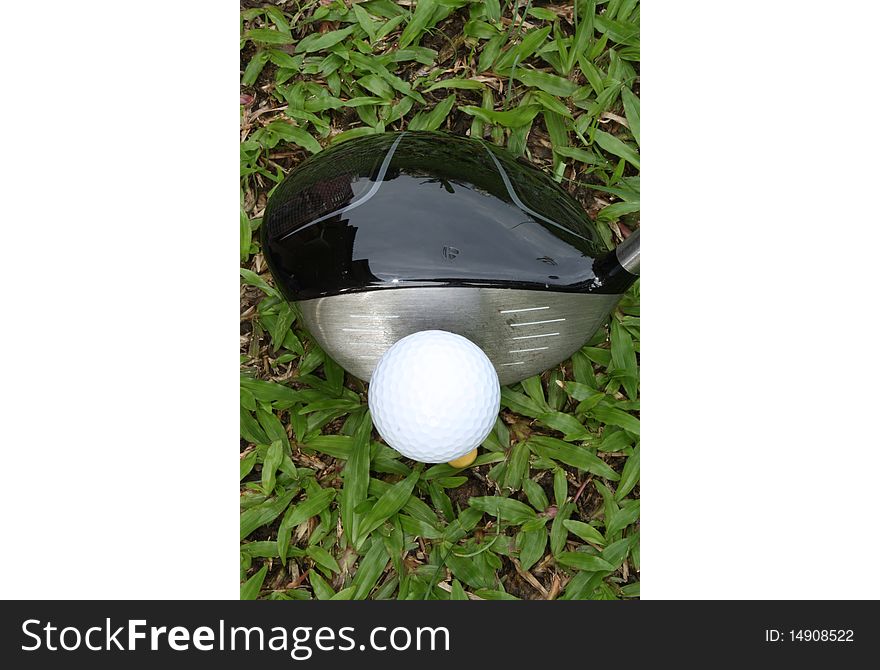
[261,130,639,386]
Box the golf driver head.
[261,131,639,385]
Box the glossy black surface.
[262,131,636,300]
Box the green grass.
[240,0,639,600]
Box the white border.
[642,1,880,598]
[0,2,240,599]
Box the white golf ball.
[368,330,501,463]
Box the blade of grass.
[355,469,420,548]
[341,411,373,544]
[240,565,268,600]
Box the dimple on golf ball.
[368,330,501,463]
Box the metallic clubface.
[298,287,622,385]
